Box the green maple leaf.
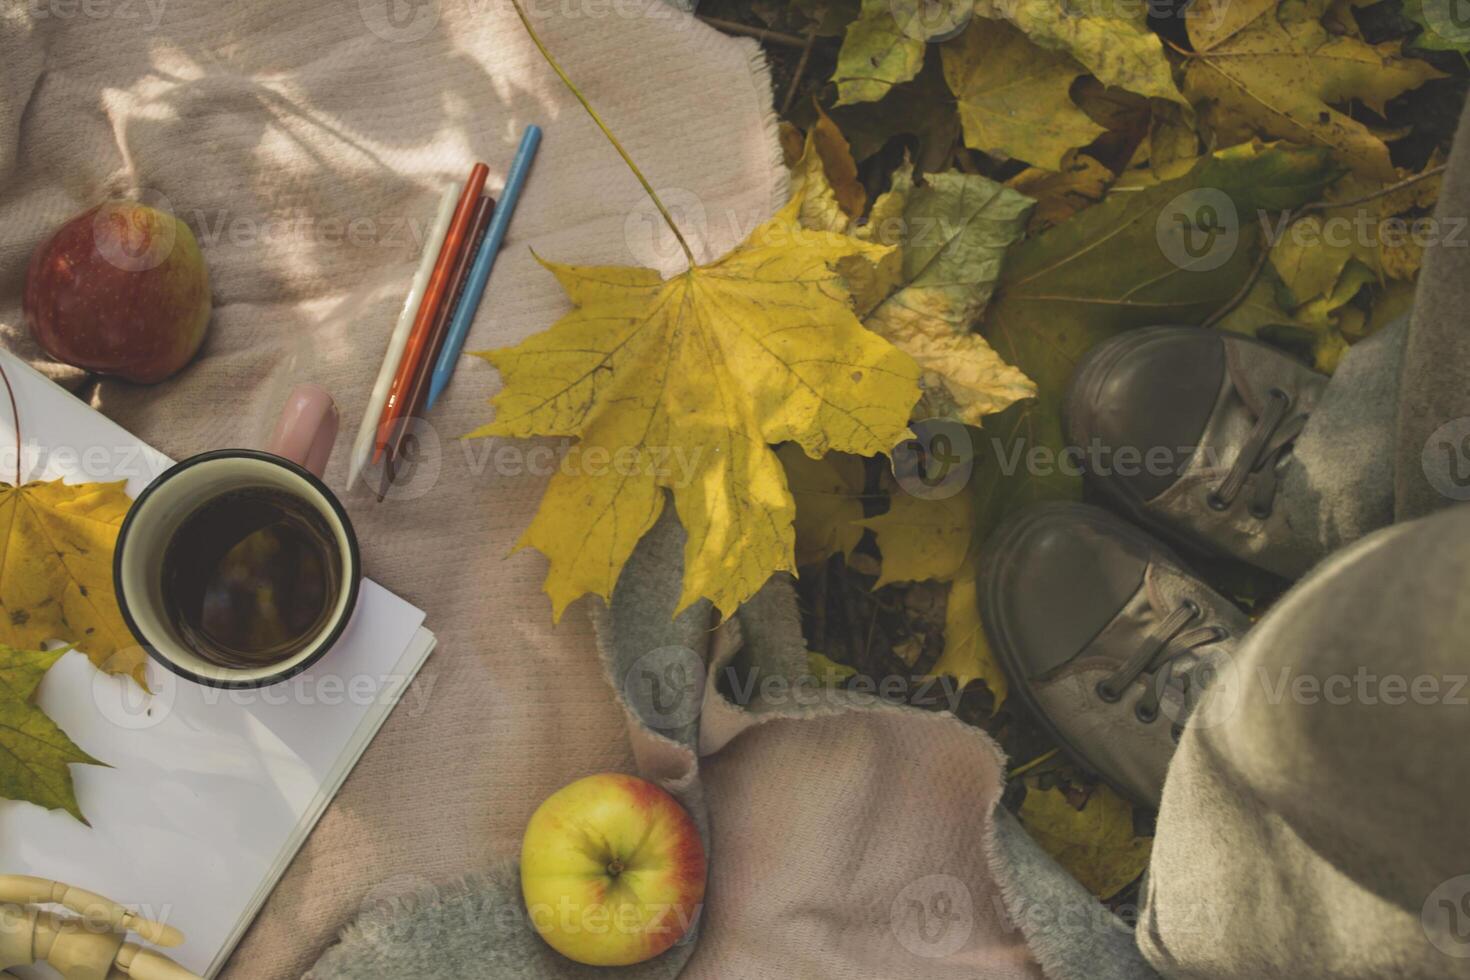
[0,645,106,824]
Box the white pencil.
[347,182,458,490]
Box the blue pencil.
[426,125,543,409]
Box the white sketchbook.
[0,352,436,978]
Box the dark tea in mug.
[161,486,343,668]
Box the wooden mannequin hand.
[0,875,201,980]
[113,941,204,980]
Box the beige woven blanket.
[0,2,1048,976]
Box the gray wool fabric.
[989,810,1161,980]
[1397,93,1470,522]
[1138,92,1470,979]
[304,865,691,980]
[1139,506,1470,979]
[1282,314,1406,554]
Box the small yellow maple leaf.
[1019,783,1153,899]
[470,196,921,619]
[779,445,867,568]
[806,649,858,685]
[942,19,1106,172]
[1269,160,1445,304]
[1217,261,1376,374]
[1293,261,1378,372]
[1183,0,1444,179]
[1269,216,1357,306]
[975,0,1186,106]
[928,572,1007,709]
[0,480,145,687]
[859,490,973,587]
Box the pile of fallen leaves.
[730,0,1462,899]
[490,0,1463,901]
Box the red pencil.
[373,162,488,462]
[377,195,496,500]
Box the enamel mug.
[114,385,360,689]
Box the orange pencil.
[373,162,488,462]
[377,195,496,500]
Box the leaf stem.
[1008,748,1060,781]
[1201,211,1278,329]
[509,0,696,268]
[780,29,818,117]
[1297,164,1446,214]
[0,359,19,486]
[697,15,808,48]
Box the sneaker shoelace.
[1094,600,1227,727]
[1207,387,1309,519]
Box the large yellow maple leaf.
[470,197,922,619]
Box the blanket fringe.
[740,38,791,216]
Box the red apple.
[24,201,211,383]
[521,773,706,966]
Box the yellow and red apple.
[521,773,706,966]
[25,201,211,383]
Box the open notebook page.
[0,353,434,977]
